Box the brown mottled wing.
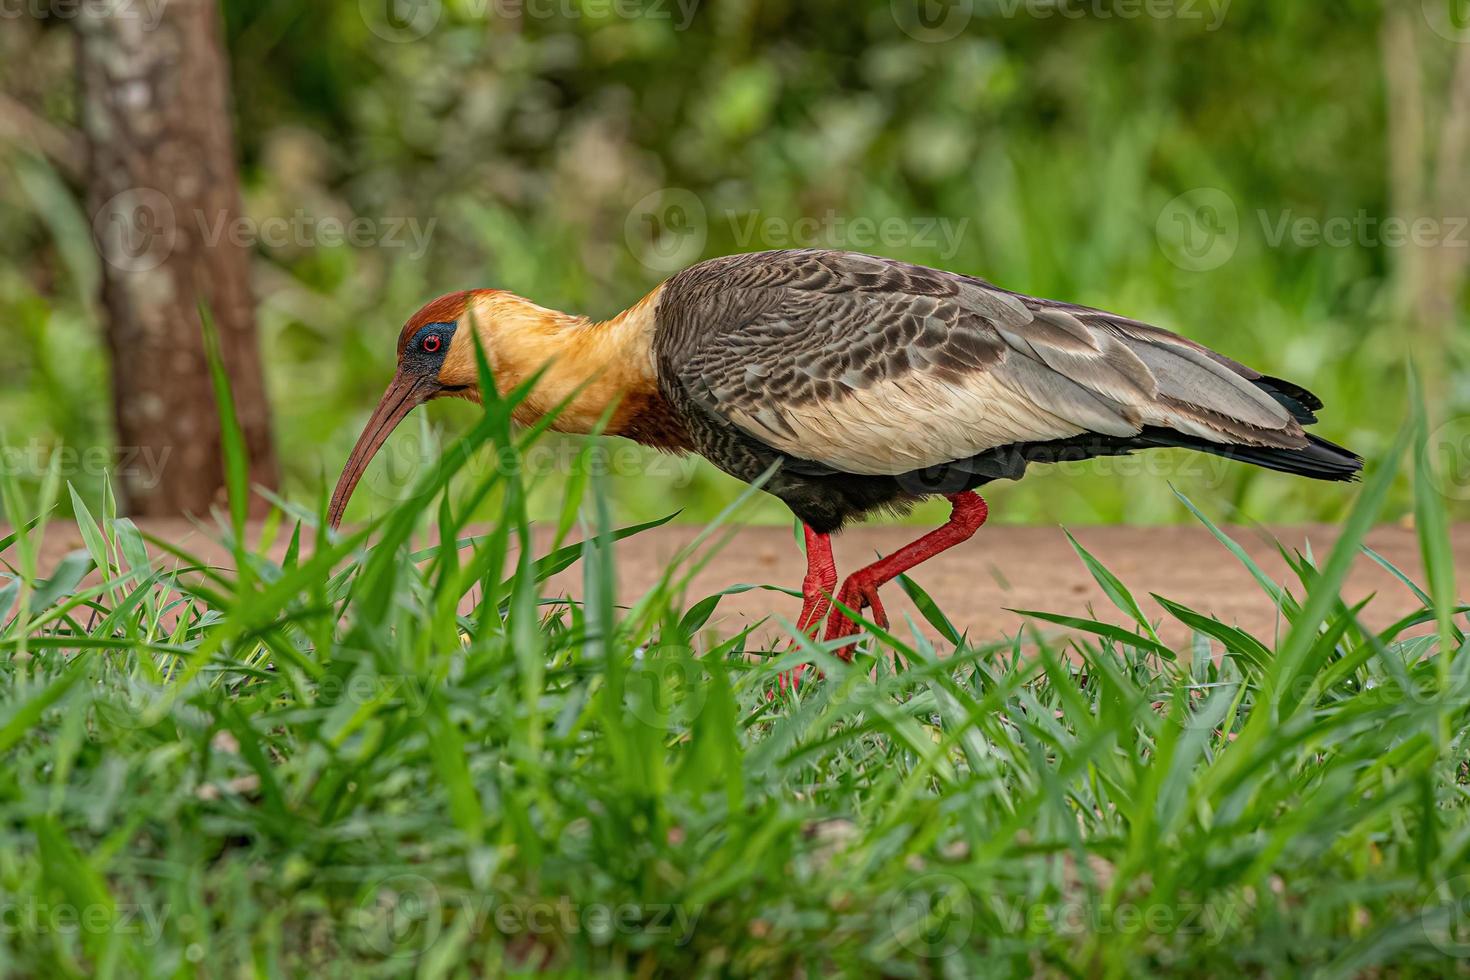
[656,250,1304,477]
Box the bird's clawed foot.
[774,617,827,695]
[774,593,835,695]
[776,659,812,695]
[776,576,893,693]
[774,561,894,696]
[776,576,886,695]
[821,574,888,659]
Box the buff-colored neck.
[440,285,666,436]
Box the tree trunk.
[76,0,277,516]
[1380,7,1470,401]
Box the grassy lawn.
[0,365,1466,977]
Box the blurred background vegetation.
[1,0,1466,527]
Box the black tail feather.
[1139,430,1362,482]
[950,426,1363,488]
[1254,375,1324,425]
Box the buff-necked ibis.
[328,248,1361,657]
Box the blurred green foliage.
[1,0,1466,525]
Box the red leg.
[778,525,836,693]
[823,492,989,657]
[794,525,837,633]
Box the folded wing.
[662,250,1308,477]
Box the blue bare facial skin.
[403,321,457,381]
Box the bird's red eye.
[422,334,441,353]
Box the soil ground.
[8,519,1467,649]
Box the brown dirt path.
[7,519,1467,649]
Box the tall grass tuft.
[0,349,1465,976]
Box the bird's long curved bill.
[327,373,429,529]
